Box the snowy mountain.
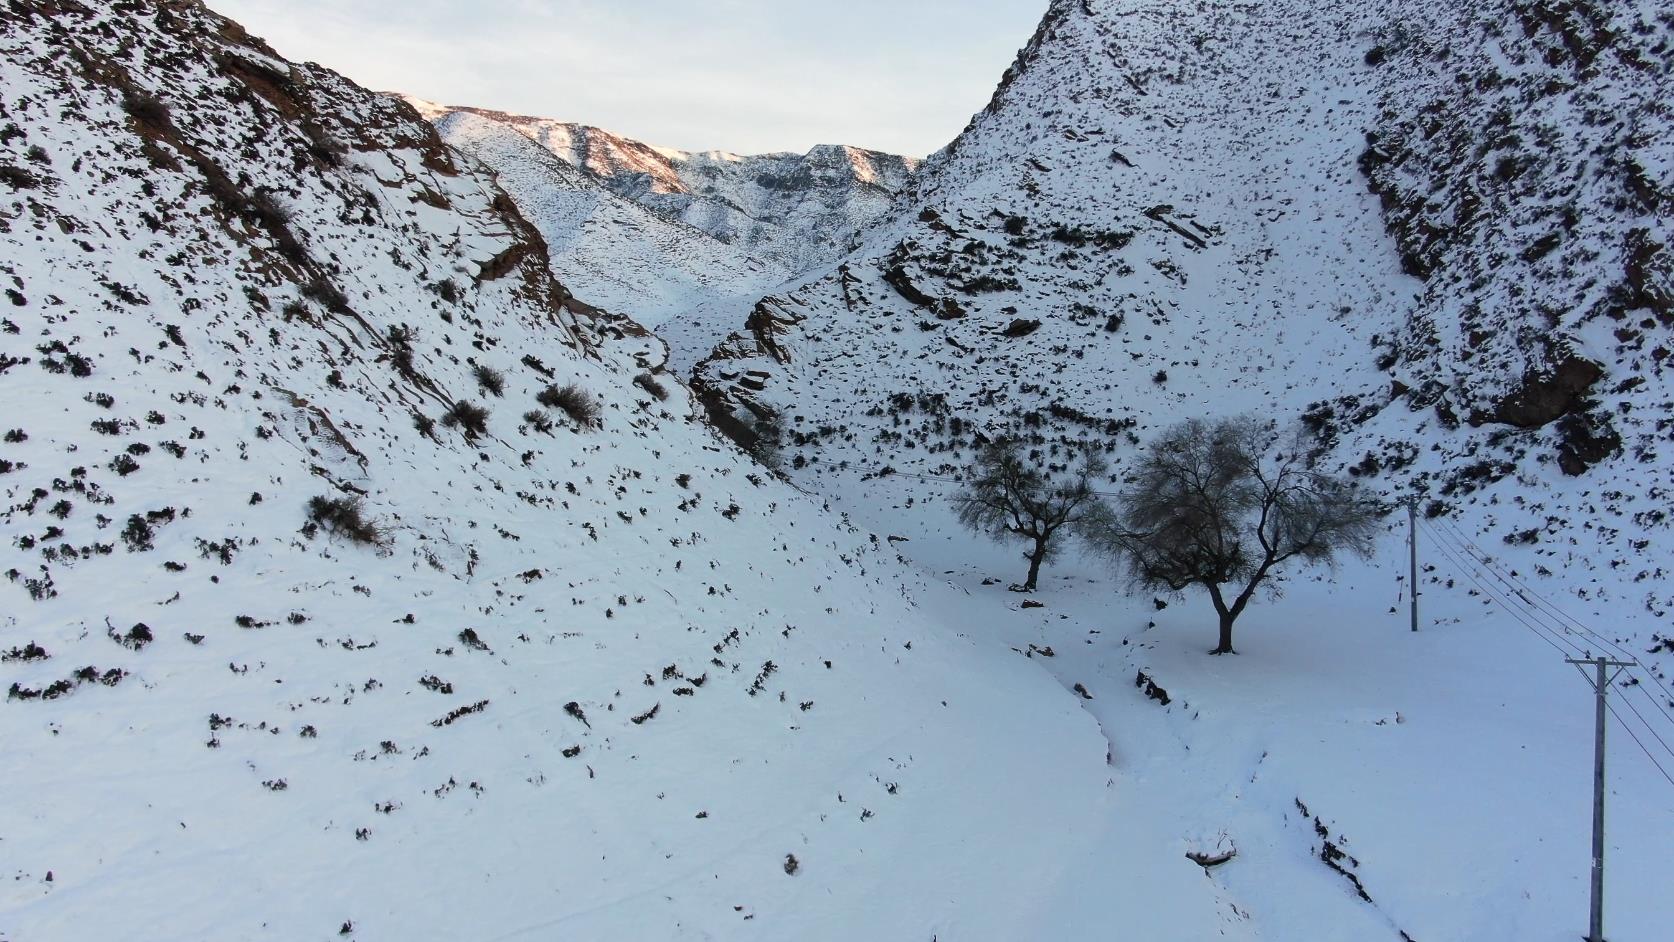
[400,98,918,367]
[5,0,1673,940]
[419,107,794,369]
[405,99,920,277]
[0,4,1112,940]
[689,0,1674,936]
[696,0,1673,614]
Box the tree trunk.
[1022,542,1045,592]
[1206,583,1238,654]
[1213,610,1237,655]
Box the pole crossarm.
[1565,656,1636,687]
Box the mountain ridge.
[402,96,921,274]
[0,3,1110,939]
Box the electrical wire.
[1432,517,1640,659]
[1425,521,1674,769]
[1426,519,1591,647]
[1611,685,1674,765]
[1434,517,1674,706]
[1430,517,1674,729]
[1605,697,1674,790]
[1419,519,1587,658]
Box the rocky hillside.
[695,0,1674,634]
[405,98,921,275]
[422,108,794,369]
[0,3,1109,940]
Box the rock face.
[421,107,793,368]
[404,98,921,275]
[0,3,1107,940]
[694,0,1671,605]
[1489,355,1603,429]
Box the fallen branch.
[1186,847,1237,869]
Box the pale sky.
[207,1,1049,158]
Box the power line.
[1426,519,1590,647]
[1419,519,1586,658]
[1424,522,1674,770]
[1605,696,1674,790]
[1433,518,1639,658]
[1612,685,1674,765]
[1430,517,1674,729]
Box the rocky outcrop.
[1490,355,1603,429]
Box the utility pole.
[1407,497,1419,632]
[1564,654,1635,942]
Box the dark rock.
[1556,408,1621,476]
[1492,355,1602,428]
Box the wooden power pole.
[1407,497,1419,632]
[1564,654,1635,942]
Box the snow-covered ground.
[686,0,1674,935]
[827,474,1674,941]
[2,0,1670,940]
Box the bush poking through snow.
[2,642,49,662]
[522,410,554,435]
[473,364,505,397]
[441,400,490,439]
[305,495,383,546]
[537,383,599,429]
[109,623,154,651]
[633,373,669,401]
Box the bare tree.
[1083,416,1379,654]
[955,441,1106,592]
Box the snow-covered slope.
[0,4,1115,940]
[696,0,1674,625]
[405,99,921,275]
[689,0,1674,936]
[423,109,793,368]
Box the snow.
[0,5,1098,940]
[2,0,1671,940]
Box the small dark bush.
[110,623,153,651]
[633,373,669,401]
[245,190,293,229]
[122,515,156,551]
[306,495,383,545]
[537,383,599,429]
[413,412,436,438]
[2,642,48,662]
[122,89,171,128]
[0,165,39,190]
[300,278,348,313]
[523,410,554,435]
[441,400,490,439]
[473,364,505,397]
